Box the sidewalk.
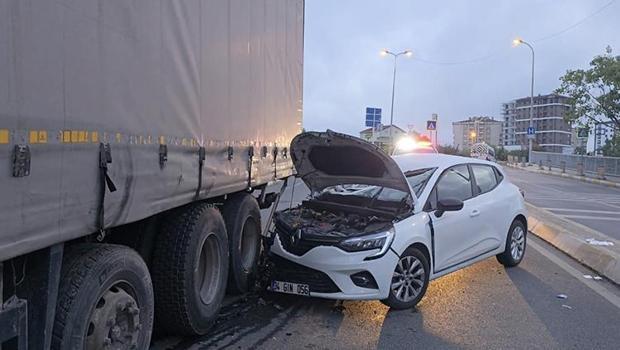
[526,203,620,285]
[503,162,620,188]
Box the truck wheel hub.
[86,285,141,350]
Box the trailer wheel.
[222,193,262,294]
[152,203,229,335]
[52,244,154,350]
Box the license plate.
[269,280,310,296]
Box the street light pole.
[381,49,412,150]
[513,38,535,163]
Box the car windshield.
[320,167,436,202]
[404,167,436,197]
[322,185,408,203]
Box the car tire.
[52,244,154,350]
[152,203,229,335]
[381,247,430,310]
[497,219,527,267]
[222,193,262,294]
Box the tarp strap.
[195,146,206,199]
[98,143,117,233]
[247,146,254,189]
[273,146,278,180]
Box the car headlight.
[338,228,395,260]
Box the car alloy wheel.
[391,255,426,303]
[510,225,525,261]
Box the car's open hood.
[290,130,412,196]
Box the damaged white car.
[268,131,527,309]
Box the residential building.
[359,125,409,152]
[501,94,572,153]
[593,122,617,155]
[452,116,502,150]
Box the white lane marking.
[527,197,596,201]
[560,215,620,221]
[541,208,620,215]
[528,239,620,310]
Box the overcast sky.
[302,0,620,145]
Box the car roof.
[392,153,498,173]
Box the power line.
[410,0,617,66]
[533,0,617,43]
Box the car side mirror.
[435,198,464,218]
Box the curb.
[526,203,620,285]
[504,163,620,188]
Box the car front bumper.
[269,233,399,300]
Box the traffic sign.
[365,107,382,128]
[527,127,536,139]
[577,127,589,138]
[427,120,437,131]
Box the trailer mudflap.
[0,297,28,349]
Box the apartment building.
[501,94,572,153]
[452,116,502,150]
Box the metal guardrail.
[530,151,620,178]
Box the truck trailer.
[0,0,304,348]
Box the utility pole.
[513,38,535,163]
[380,49,412,151]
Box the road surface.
[152,178,620,350]
[504,167,620,240]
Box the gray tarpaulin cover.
[0,0,304,260]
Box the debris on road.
[331,301,346,312]
[556,294,568,299]
[584,274,604,281]
[585,238,615,246]
[561,304,573,310]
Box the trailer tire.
[52,244,154,350]
[222,193,262,294]
[152,203,229,335]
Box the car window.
[493,166,504,182]
[405,168,436,197]
[472,165,498,194]
[436,165,473,202]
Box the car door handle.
[469,209,480,217]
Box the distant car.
[268,131,527,309]
[392,136,438,155]
[470,142,496,162]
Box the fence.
[529,151,620,178]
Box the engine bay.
[274,201,394,239]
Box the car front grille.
[275,223,339,256]
[270,254,341,294]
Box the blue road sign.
[365,107,382,128]
[427,120,437,131]
[527,127,536,139]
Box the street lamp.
[470,130,477,143]
[381,49,412,150]
[513,38,535,164]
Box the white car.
[268,131,527,309]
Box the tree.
[601,135,620,157]
[573,145,587,155]
[493,146,508,161]
[556,46,620,130]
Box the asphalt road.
[503,167,620,240]
[153,178,620,350]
